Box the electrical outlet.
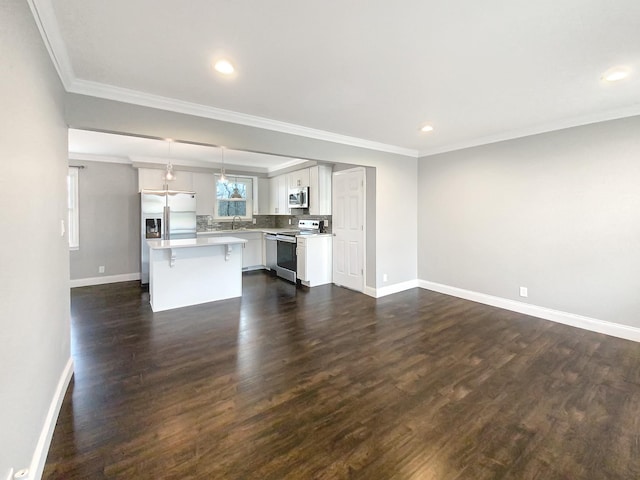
[383,273,388,282]
[98,266,105,274]
[288,219,292,225]
[252,218,257,224]
[519,286,528,298]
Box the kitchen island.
[147,236,248,312]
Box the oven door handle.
[275,235,297,244]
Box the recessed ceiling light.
[420,124,434,133]
[214,59,235,75]
[601,66,631,82]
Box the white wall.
[65,94,419,291]
[0,1,71,478]
[418,116,640,327]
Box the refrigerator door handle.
[164,205,170,240]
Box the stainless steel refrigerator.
[140,189,197,284]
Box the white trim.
[28,1,417,159]
[363,286,378,298]
[366,279,419,299]
[418,104,640,158]
[4,468,13,480]
[29,357,74,480]
[242,266,266,272]
[213,175,254,222]
[69,153,131,164]
[419,280,640,342]
[70,272,140,288]
[28,0,75,88]
[32,0,640,162]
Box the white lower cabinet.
[198,232,263,270]
[296,235,332,286]
[240,232,263,269]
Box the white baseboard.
[70,272,140,288]
[29,357,74,480]
[365,279,419,299]
[419,280,640,343]
[242,266,266,272]
[363,286,378,298]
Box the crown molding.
[67,79,420,158]
[69,152,131,164]
[28,2,418,158]
[28,0,75,88]
[32,0,638,162]
[419,103,640,158]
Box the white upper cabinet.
[138,165,331,216]
[192,172,216,216]
[309,164,332,215]
[288,168,310,189]
[138,167,193,192]
[257,177,271,214]
[269,174,289,215]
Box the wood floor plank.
[43,272,640,479]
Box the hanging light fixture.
[219,147,228,184]
[164,139,176,182]
[230,178,242,198]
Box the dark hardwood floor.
[44,272,640,479]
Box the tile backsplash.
[197,214,331,232]
[196,215,276,231]
[274,214,331,232]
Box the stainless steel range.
[274,219,324,283]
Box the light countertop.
[147,236,248,249]
[197,228,332,236]
[296,233,333,238]
[197,228,295,235]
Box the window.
[67,167,80,249]
[214,175,253,221]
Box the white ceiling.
[35,0,640,157]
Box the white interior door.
[332,168,365,291]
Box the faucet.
[231,216,242,230]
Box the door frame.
[332,166,366,292]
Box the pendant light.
[230,178,242,199]
[164,139,176,182]
[219,147,228,184]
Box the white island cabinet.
[147,236,247,312]
[198,231,263,269]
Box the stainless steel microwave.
[288,186,309,208]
